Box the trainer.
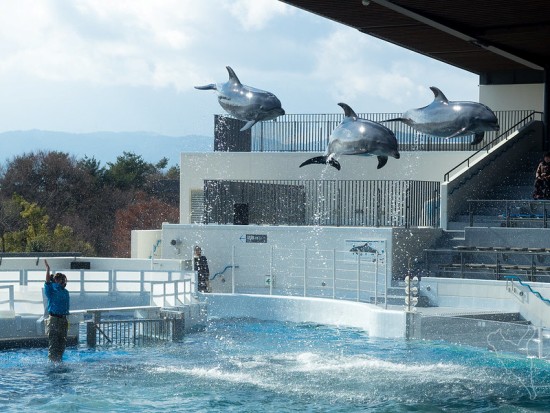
[44,259,70,362]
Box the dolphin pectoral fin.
[240,120,257,131]
[299,156,341,170]
[194,84,217,90]
[329,158,341,170]
[444,128,468,139]
[377,156,388,169]
[471,133,485,145]
[380,117,406,123]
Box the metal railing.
[228,244,389,308]
[86,317,176,347]
[213,110,535,153]
[505,275,550,305]
[0,285,15,312]
[424,247,550,281]
[0,270,196,313]
[204,179,440,228]
[467,199,550,228]
[444,111,542,181]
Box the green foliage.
[105,152,156,190]
[1,194,95,254]
[0,150,179,256]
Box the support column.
[544,67,550,150]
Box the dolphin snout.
[393,151,401,159]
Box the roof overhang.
[280,0,549,79]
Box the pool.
[1,318,549,412]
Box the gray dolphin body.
[299,103,400,170]
[384,86,499,145]
[195,66,285,131]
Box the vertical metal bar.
[231,245,236,294]
[304,247,307,297]
[269,245,273,296]
[374,254,379,306]
[332,249,336,299]
[356,253,360,302]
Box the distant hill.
[0,130,213,166]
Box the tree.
[2,194,95,254]
[0,150,180,257]
[111,193,179,257]
[104,152,156,191]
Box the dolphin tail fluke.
[471,132,485,145]
[240,120,257,131]
[299,156,341,171]
[194,83,217,91]
[377,156,388,169]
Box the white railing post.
[107,270,112,292]
[80,270,85,293]
[356,254,360,302]
[374,254,378,306]
[303,247,307,297]
[140,270,145,293]
[22,270,28,286]
[231,245,235,294]
[269,246,273,296]
[332,249,336,299]
[383,252,388,310]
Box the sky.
[0,0,480,138]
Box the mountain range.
[0,130,213,166]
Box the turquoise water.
[1,318,549,412]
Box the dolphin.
[383,86,499,145]
[195,66,285,131]
[299,103,400,170]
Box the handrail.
[211,265,237,281]
[504,275,550,305]
[444,111,543,182]
[467,199,549,228]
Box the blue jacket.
[44,282,70,315]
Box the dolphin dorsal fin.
[338,103,357,120]
[226,66,242,85]
[430,86,449,103]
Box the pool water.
[1,318,549,412]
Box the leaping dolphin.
[299,103,400,170]
[383,86,499,145]
[195,66,285,131]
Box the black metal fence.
[444,111,542,181]
[85,318,177,347]
[204,179,440,228]
[467,199,550,228]
[214,110,536,153]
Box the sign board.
[240,234,268,243]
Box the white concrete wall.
[179,151,473,224]
[421,277,521,312]
[480,84,544,111]
[131,229,162,259]
[0,257,186,273]
[204,293,407,338]
[159,223,397,293]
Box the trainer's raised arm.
[45,259,51,283]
